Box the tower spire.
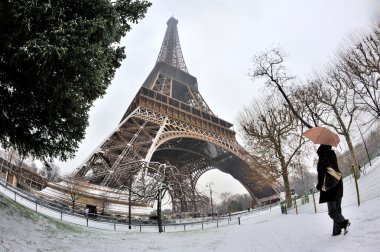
[156,17,188,73]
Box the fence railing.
[0,179,278,233]
[284,160,380,215]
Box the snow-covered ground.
[1,159,380,251]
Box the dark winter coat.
[316,145,343,204]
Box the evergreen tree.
[0,0,151,160]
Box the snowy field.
[1,159,380,251]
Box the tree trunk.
[345,134,360,177]
[128,187,132,229]
[128,176,132,229]
[191,179,197,213]
[330,107,360,177]
[72,200,75,211]
[345,133,361,206]
[278,152,292,208]
[331,107,360,206]
[282,169,292,208]
[157,188,163,233]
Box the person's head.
[317,144,332,156]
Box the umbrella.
[302,127,340,147]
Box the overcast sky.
[57,0,380,201]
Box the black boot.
[332,221,342,236]
[332,231,341,236]
[342,219,350,235]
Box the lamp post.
[128,175,132,229]
[206,182,214,219]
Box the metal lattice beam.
[156,17,188,73]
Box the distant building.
[37,180,153,217]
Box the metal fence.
[0,179,278,233]
[285,160,380,215]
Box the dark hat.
[317,144,332,156]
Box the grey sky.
[57,0,380,200]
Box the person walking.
[316,144,350,236]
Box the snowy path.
[1,159,380,251]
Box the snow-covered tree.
[38,162,60,182]
[119,162,198,233]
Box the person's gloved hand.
[316,184,322,191]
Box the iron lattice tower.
[156,18,188,73]
[73,17,277,210]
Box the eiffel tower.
[73,17,277,207]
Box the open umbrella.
[302,127,340,147]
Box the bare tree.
[4,147,24,166]
[289,150,317,195]
[215,193,252,213]
[251,48,362,179]
[299,67,362,206]
[63,177,82,211]
[365,126,380,157]
[28,162,38,173]
[220,192,232,204]
[291,83,326,128]
[239,96,306,207]
[192,193,210,216]
[250,48,317,129]
[338,125,380,175]
[307,68,360,178]
[218,192,232,214]
[122,162,197,233]
[340,23,380,122]
[289,170,317,196]
[2,147,41,174]
[99,191,109,215]
[39,162,60,182]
